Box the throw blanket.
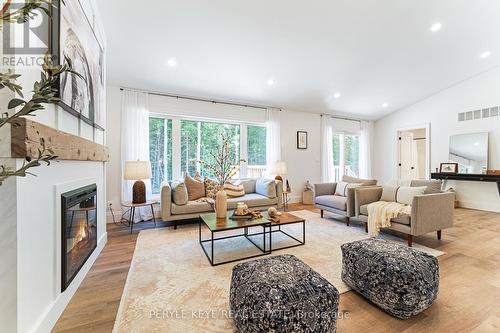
[367,201,411,237]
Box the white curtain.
[266,108,281,176]
[320,116,334,182]
[359,120,374,179]
[121,90,153,222]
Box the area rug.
[113,210,444,332]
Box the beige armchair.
[354,187,455,246]
[314,176,377,226]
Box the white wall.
[106,86,322,212]
[374,67,500,212]
[0,1,108,331]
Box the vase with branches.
[198,133,245,218]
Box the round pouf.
[341,238,439,319]
[230,254,339,333]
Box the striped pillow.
[224,181,245,197]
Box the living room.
[1,1,500,332]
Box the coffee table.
[199,211,305,266]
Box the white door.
[398,132,416,181]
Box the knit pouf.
[341,238,439,319]
[230,255,339,333]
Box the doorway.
[396,125,430,181]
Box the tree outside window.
[149,117,172,194]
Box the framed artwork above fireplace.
[50,0,106,130]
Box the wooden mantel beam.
[10,118,109,162]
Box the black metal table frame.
[199,219,305,266]
[199,221,272,266]
[246,220,306,252]
[125,204,157,234]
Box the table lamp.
[274,161,288,182]
[124,160,152,204]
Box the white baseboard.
[34,232,108,333]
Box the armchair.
[354,187,455,246]
[313,176,378,226]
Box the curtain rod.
[321,114,362,123]
[119,87,282,112]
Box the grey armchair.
[354,186,455,246]
[314,176,377,226]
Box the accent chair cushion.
[171,181,188,205]
[230,254,339,333]
[316,195,347,211]
[381,186,426,205]
[341,238,439,319]
[359,204,410,225]
[255,179,276,198]
[184,174,205,201]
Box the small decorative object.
[268,207,282,222]
[304,181,313,192]
[124,160,152,204]
[235,202,249,216]
[297,131,308,149]
[273,161,287,182]
[439,163,458,174]
[198,134,245,218]
[286,180,291,192]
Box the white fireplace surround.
[34,178,107,332]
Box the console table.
[431,173,500,195]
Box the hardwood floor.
[53,205,500,333]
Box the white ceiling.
[97,0,500,120]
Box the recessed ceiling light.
[430,22,442,32]
[267,78,275,86]
[167,58,177,67]
[334,92,341,99]
[382,103,389,108]
[480,51,491,59]
[474,142,480,146]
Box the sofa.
[354,180,454,246]
[314,175,378,226]
[161,178,283,228]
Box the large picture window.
[180,120,240,178]
[332,132,360,181]
[247,125,267,178]
[149,116,263,194]
[149,117,172,194]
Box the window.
[247,125,267,178]
[332,132,360,181]
[180,120,240,179]
[149,117,172,194]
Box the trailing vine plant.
[0,0,81,186]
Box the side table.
[282,191,291,211]
[122,201,158,233]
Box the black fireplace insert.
[61,184,97,291]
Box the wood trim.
[10,118,109,162]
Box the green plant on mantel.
[0,0,80,186]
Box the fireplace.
[61,184,98,291]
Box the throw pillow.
[397,186,426,205]
[184,174,205,201]
[255,179,277,198]
[204,177,219,199]
[410,180,442,194]
[335,182,362,197]
[381,186,399,202]
[171,181,188,205]
[224,181,245,197]
[240,179,257,194]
